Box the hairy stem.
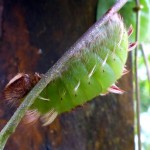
[0,0,128,149]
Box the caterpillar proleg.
[4,13,136,125]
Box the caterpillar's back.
[4,14,134,126]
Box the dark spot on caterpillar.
[60,97,63,101]
[88,81,91,85]
[103,70,105,73]
[75,94,77,97]
[113,58,116,61]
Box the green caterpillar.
[4,14,136,125]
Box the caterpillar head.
[3,73,41,105]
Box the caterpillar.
[3,13,136,126]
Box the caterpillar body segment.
[4,14,136,125]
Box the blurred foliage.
[138,48,150,112]
[97,0,150,42]
[143,143,150,150]
[140,80,150,112]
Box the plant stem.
[134,0,141,150]
[0,0,128,149]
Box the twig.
[133,0,142,150]
[0,0,128,149]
